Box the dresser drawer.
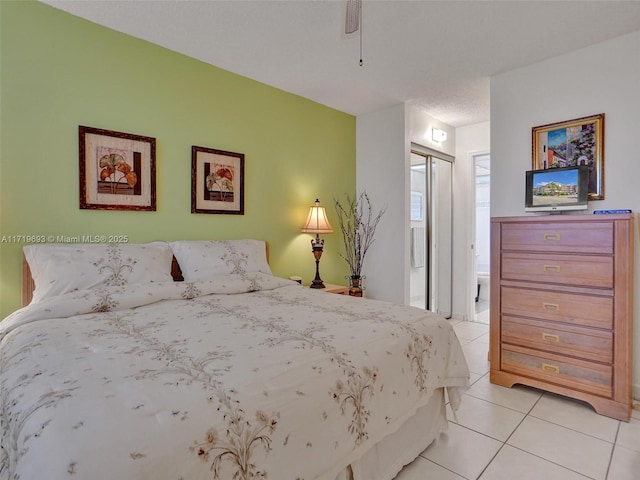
[501,345,612,398]
[501,221,613,254]
[502,316,613,364]
[501,286,613,329]
[501,252,613,288]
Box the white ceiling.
[42,0,640,127]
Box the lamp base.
[310,279,326,289]
[309,235,326,289]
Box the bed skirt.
[336,388,447,480]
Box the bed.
[1,240,469,480]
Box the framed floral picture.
[191,146,245,214]
[79,126,156,210]
[532,113,604,200]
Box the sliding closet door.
[409,147,453,318]
[410,154,427,309]
[431,157,452,317]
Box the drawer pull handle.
[543,233,561,241]
[542,363,560,374]
[542,333,560,342]
[543,264,560,273]
[543,303,559,311]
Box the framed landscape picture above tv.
[532,113,604,200]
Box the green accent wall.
[0,1,355,318]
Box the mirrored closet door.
[409,145,453,317]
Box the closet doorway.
[409,144,453,318]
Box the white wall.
[409,106,457,315]
[454,122,490,320]
[358,102,490,319]
[356,104,410,304]
[491,30,640,398]
[411,109,490,320]
[409,104,456,157]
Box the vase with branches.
[334,192,386,296]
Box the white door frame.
[466,150,490,323]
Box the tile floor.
[395,319,640,480]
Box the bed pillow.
[24,242,174,303]
[169,239,271,281]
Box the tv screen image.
[525,165,589,213]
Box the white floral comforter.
[0,273,469,480]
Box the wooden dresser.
[490,214,634,421]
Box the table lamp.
[300,198,333,288]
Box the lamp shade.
[301,199,334,234]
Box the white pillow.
[170,239,271,281]
[24,242,174,303]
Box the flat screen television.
[525,165,589,213]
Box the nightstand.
[310,283,349,295]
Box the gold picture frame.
[191,146,245,214]
[79,126,156,210]
[532,113,604,200]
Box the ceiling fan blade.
[345,0,361,34]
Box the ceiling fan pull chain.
[345,0,363,66]
[359,3,363,67]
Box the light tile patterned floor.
[394,319,640,480]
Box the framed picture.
[79,126,156,210]
[191,146,244,214]
[532,113,604,200]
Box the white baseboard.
[634,383,640,404]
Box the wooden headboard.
[22,255,185,307]
[21,257,35,308]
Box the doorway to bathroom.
[474,153,490,323]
